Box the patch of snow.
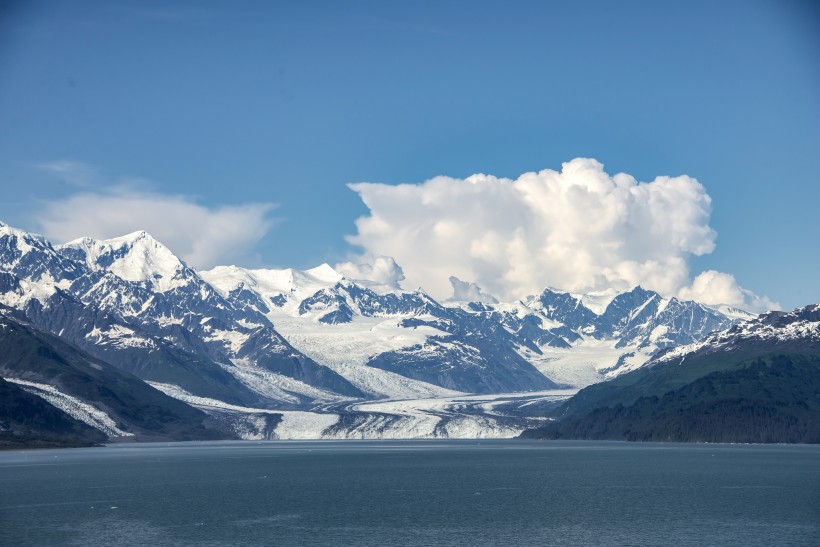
[649,325,669,343]
[224,360,352,404]
[0,277,59,308]
[654,308,820,366]
[85,325,157,349]
[4,377,134,437]
[708,305,757,322]
[203,328,249,354]
[628,294,657,323]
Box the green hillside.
[521,353,820,443]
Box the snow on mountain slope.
[5,377,134,437]
[270,315,458,399]
[523,286,736,353]
[224,358,353,404]
[202,262,745,393]
[0,222,365,405]
[85,324,158,350]
[0,220,755,440]
[201,263,344,315]
[654,304,820,365]
[59,231,192,293]
[0,222,85,284]
[0,274,71,309]
[579,288,619,315]
[204,264,558,395]
[709,305,758,322]
[518,338,654,387]
[0,223,82,309]
[205,264,470,398]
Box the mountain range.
[0,221,770,441]
[0,305,231,446]
[521,304,820,443]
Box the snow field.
[4,377,134,437]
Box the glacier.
[0,220,753,439]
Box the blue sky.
[0,0,818,310]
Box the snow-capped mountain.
[526,304,820,443]
[527,285,740,350]
[652,303,820,366]
[60,231,195,292]
[202,266,558,394]
[0,222,364,409]
[0,305,232,442]
[202,264,746,393]
[0,222,85,285]
[0,220,756,439]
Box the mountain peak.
[304,263,344,284]
[541,286,568,295]
[655,303,818,366]
[104,230,156,246]
[624,285,655,297]
[62,229,160,251]
[0,221,48,244]
[124,229,148,239]
[757,303,820,328]
[0,221,85,283]
[200,263,346,314]
[58,231,189,292]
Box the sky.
[0,0,818,311]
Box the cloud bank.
[335,256,406,289]
[448,276,499,304]
[679,270,778,312]
[346,158,776,312]
[36,187,276,270]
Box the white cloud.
[346,158,776,311]
[678,270,779,313]
[35,187,276,270]
[335,256,405,289]
[448,276,498,304]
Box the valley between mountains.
[2,220,814,444]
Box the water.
[1,440,818,546]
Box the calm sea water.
[0,440,818,546]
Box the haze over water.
[1,440,818,546]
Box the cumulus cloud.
[678,270,779,313]
[448,276,498,304]
[35,187,276,269]
[346,158,776,311]
[335,256,406,289]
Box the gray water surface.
[1,440,818,546]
